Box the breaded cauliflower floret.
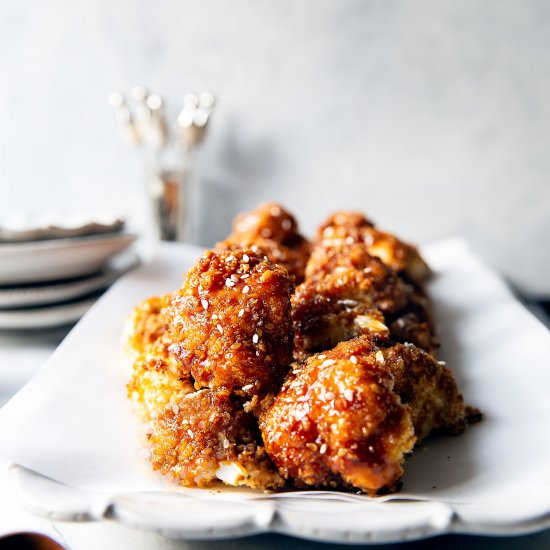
[291,267,395,360]
[260,336,470,495]
[148,388,284,489]
[168,249,294,398]
[316,211,430,288]
[125,294,195,421]
[127,355,194,422]
[124,294,173,357]
[260,336,416,494]
[303,240,438,355]
[219,203,311,282]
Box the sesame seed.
[318,354,326,360]
[240,273,249,279]
[305,442,318,452]
[242,383,254,391]
[404,342,415,348]
[344,389,354,401]
[216,324,223,334]
[325,391,335,400]
[282,219,292,231]
[368,445,374,453]
[187,429,194,438]
[243,285,250,294]
[238,308,245,318]
[225,278,235,287]
[375,351,385,363]
[223,438,230,449]
[320,443,328,454]
[438,361,447,366]
[252,333,259,344]
[231,274,239,282]
[226,255,235,262]
[242,254,249,262]
[321,359,336,368]
[350,355,357,364]
[201,299,209,310]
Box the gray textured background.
[1,0,549,294]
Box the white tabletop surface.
[1,325,549,550]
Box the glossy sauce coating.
[260,336,416,494]
[260,335,470,494]
[168,249,294,396]
[304,238,437,355]
[220,203,311,283]
[316,211,430,288]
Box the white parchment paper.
[0,239,548,507]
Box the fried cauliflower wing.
[260,336,470,495]
[292,247,405,359]
[124,294,173,357]
[386,288,439,355]
[148,388,283,489]
[127,355,195,422]
[316,211,430,288]
[297,241,437,356]
[219,203,311,282]
[260,336,416,494]
[125,295,195,421]
[167,248,294,398]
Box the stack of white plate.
[0,215,138,330]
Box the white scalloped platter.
[0,239,549,544]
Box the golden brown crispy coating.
[168,249,294,397]
[295,241,435,358]
[148,388,284,489]
[124,294,173,357]
[221,203,311,283]
[363,227,430,289]
[127,356,194,422]
[304,242,409,313]
[303,240,437,355]
[381,343,468,441]
[125,295,195,421]
[292,262,398,359]
[260,337,416,494]
[316,211,430,288]
[318,211,375,235]
[231,202,300,244]
[387,288,439,355]
[260,336,469,494]
[217,237,310,285]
